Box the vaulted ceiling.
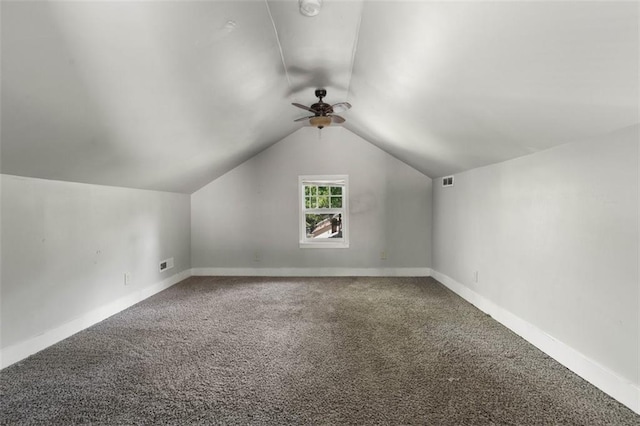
[2,1,637,193]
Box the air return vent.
[442,176,454,187]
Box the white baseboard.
[191,267,433,277]
[0,269,192,370]
[430,269,640,415]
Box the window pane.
[330,186,342,196]
[318,196,330,208]
[310,186,317,196]
[318,186,329,196]
[306,197,317,208]
[304,186,311,196]
[330,197,342,208]
[305,214,343,239]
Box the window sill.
[299,241,349,249]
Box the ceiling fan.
[292,89,351,129]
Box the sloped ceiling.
[2,1,637,193]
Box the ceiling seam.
[264,0,293,95]
[344,1,364,102]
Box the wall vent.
[442,176,454,187]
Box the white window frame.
[299,175,349,249]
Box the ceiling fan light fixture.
[292,89,351,128]
[299,0,322,17]
[310,115,331,129]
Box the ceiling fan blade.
[330,115,346,124]
[292,103,318,113]
[294,115,314,122]
[331,102,352,113]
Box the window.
[299,175,349,248]
[442,176,454,187]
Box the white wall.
[432,125,639,408]
[191,127,432,274]
[1,175,191,363]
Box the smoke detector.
[299,0,322,17]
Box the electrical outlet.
[124,272,131,286]
[380,250,387,260]
[159,257,174,272]
[474,271,479,283]
[253,251,262,262]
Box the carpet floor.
[1,276,638,425]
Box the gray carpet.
[1,276,638,425]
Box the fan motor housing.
[310,102,333,114]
